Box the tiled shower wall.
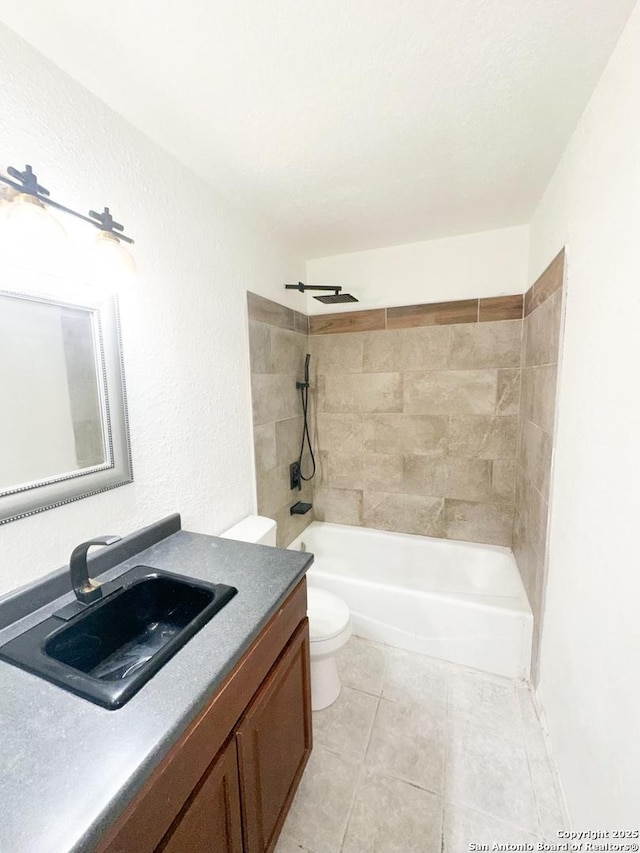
[248,268,563,580]
[247,292,314,547]
[513,250,565,676]
[309,297,524,546]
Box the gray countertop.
[0,528,312,853]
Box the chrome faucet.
[70,536,122,604]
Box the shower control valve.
[290,461,302,491]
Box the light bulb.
[0,193,67,272]
[91,230,137,293]
[5,193,66,239]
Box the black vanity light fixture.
[285,281,358,304]
[0,163,136,277]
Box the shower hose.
[298,353,316,482]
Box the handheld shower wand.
[290,353,316,491]
[297,353,311,391]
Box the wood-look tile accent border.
[247,291,309,335]
[524,249,565,318]
[479,294,525,322]
[309,309,385,335]
[310,293,524,335]
[248,288,528,337]
[387,299,477,329]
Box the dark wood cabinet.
[96,579,311,853]
[157,738,243,853]
[236,620,312,853]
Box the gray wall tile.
[496,369,521,415]
[445,500,514,546]
[513,253,564,682]
[449,320,522,369]
[362,330,400,372]
[314,488,363,525]
[256,462,294,517]
[444,416,519,459]
[316,413,364,453]
[513,475,548,608]
[310,333,364,374]
[248,303,312,546]
[270,326,308,374]
[397,326,450,371]
[519,420,553,502]
[528,364,558,434]
[363,491,445,537]
[247,291,295,329]
[519,366,535,422]
[253,422,277,474]
[275,416,304,466]
[363,414,449,455]
[274,478,314,547]
[492,460,517,504]
[319,450,365,490]
[251,374,300,424]
[248,320,272,373]
[404,370,498,415]
[523,289,562,367]
[403,455,494,502]
[324,373,403,413]
[319,451,404,494]
[362,453,404,492]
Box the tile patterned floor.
[276,637,567,853]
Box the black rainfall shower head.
[284,281,358,303]
[313,293,359,304]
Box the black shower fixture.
[290,353,316,493]
[284,282,359,304]
[314,292,358,304]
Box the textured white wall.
[305,225,529,313]
[0,25,304,596]
[529,2,640,826]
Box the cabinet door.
[236,619,312,853]
[156,737,243,853]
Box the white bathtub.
[289,522,533,680]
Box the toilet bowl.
[219,515,352,711]
[307,586,351,711]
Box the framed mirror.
[0,287,133,524]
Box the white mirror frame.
[0,285,133,525]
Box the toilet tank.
[219,515,277,547]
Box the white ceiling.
[0,0,635,258]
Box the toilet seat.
[307,587,350,641]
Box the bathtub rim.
[289,519,517,559]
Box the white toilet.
[219,515,352,711]
[219,514,278,547]
[306,586,351,710]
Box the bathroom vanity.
[97,578,311,853]
[0,515,313,853]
